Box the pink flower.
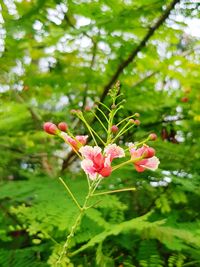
[80,145,125,180]
[60,132,88,151]
[130,145,160,172]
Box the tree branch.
[100,0,180,102]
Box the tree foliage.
[0,0,200,266]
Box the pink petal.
[140,156,160,171]
[79,146,102,160]
[75,135,88,145]
[130,146,147,158]
[81,159,97,180]
[104,144,125,161]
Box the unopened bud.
[111,125,119,133]
[23,85,29,91]
[84,106,91,111]
[143,147,155,158]
[129,119,135,124]
[111,104,116,109]
[134,113,140,117]
[149,133,157,141]
[134,119,141,126]
[70,109,77,114]
[181,97,189,103]
[43,122,58,135]
[58,122,68,132]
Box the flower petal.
[79,145,102,160]
[104,144,125,161]
[81,159,97,180]
[140,156,160,171]
[75,135,88,145]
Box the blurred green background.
[0,0,200,266]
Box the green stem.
[96,107,109,123]
[91,187,136,196]
[90,110,108,132]
[96,101,111,112]
[112,121,131,142]
[134,137,150,147]
[56,179,97,265]
[79,116,98,146]
[89,126,106,146]
[112,156,144,171]
[116,114,135,127]
[59,177,82,211]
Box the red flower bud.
[70,109,77,114]
[181,97,189,103]
[84,106,91,111]
[145,147,155,158]
[142,147,155,158]
[134,119,141,126]
[43,122,58,135]
[111,125,119,133]
[58,122,68,132]
[149,133,157,141]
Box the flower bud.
[134,119,141,126]
[181,97,189,103]
[58,122,68,132]
[144,147,155,158]
[84,106,91,111]
[111,125,119,133]
[70,109,77,114]
[134,113,140,117]
[111,104,116,109]
[129,119,135,124]
[149,133,157,141]
[43,122,58,135]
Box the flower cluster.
[43,83,160,180]
[43,122,159,180]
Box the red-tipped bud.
[181,97,189,103]
[134,113,140,117]
[111,125,119,133]
[84,106,91,111]
[58,122,68,132]
[149,133,157,141]
[43,122,58,135]
[70,109,77,114]
[134,119,141,126]
[143,147,155,158]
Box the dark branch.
[100,0,180,102]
